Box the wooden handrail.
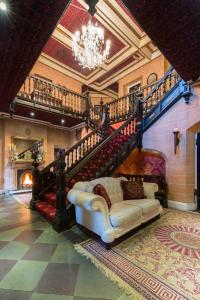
[41,128,102,174]
[105,66,179,122]
[17,74,89,118]
[143,66,174,102]
[68,98,141,178]
[29,74,88,100]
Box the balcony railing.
[17,74,88,118]
[107,66,180,123]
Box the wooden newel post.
[135,92,143,151]
[30,149,41,210]
[52,149,69,232]
[101,104,110,137]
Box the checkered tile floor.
[0,195,130,300]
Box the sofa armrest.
[143,182,159,199]
[67,189,109,215]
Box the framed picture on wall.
[147,73,158,85]
[127,80,142,94]
[94,104,103,115]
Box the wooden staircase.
[28,67,191,231]
[30,101,142,231]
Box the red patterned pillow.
[121,180,146,200]
[93,184,112,209]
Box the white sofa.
[67,177,163,245]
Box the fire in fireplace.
[22,172,33,188]
[17,169,33,190]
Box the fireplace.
[17,169,33,190]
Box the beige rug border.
[74,241,146,300]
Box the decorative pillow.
[93,184,112,209]
[121,180,146,200]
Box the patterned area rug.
[75,209,200,300]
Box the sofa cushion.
[124,199,160,214]
[121,180,146,200]
[109,202,142,227]
[143,182,158,199]
[73,181,90,192]
[85,177,127,204]
[93,184,112,209]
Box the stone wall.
[0,117,80,192]
[143,83,200,206]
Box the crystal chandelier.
[72,18,111,70]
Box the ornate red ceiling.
[39,0,160,98]
[43,38,92,77]
[42,0,127,80]
[96,56,135,83]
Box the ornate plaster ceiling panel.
[96,56,135,83]
[59,0,126,58]
[43,38,92,76]
[39,0,161,97]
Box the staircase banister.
[28,74,88,100]
[40,128,101,174]
[142,65,175,102]
[68,104,139,179]
[139,79,160,92]
[106,72,172,112]
[64,128,100,155]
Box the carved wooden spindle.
[52,149,69,232]
[135,97,143,151]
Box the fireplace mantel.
[9,160,45,192]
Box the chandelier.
[72,19,111,70]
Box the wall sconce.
[173,128,180,154]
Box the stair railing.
[36,128,104,198]
[51,95,143,231]
[142,66,180,115]
[68,96,143,179]
[106,66,179,123]
[17,74,88,117]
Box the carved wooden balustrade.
[107,66,180,123]
[142,67,180,115]
[68,97,143,180]
[31,95,143,230]
[17,74,88,118]
[36,129,103,199]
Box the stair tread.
[35,202,56,221]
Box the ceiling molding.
[39,0,161,92]
[0,112,86,131]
